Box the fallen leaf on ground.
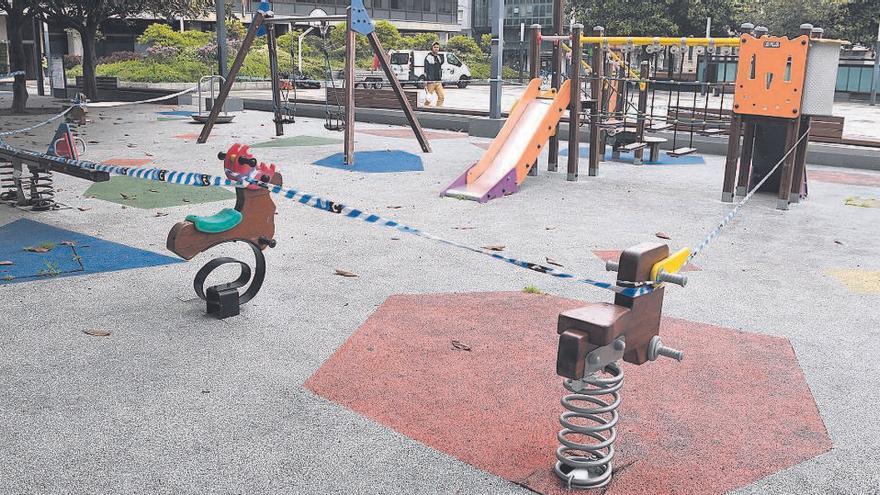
[77,206,91,212]
[546,257,563,267]
[24,246,51,253]
[82,329,111,337]
[655,232,671,240]
[453,226,476,230]
[148,188,159,193]
[451,340,472,351]
[387,205,403,209]
[154,212,168,217]
[334,269,358,277]
[545,226,557,230]
[834,240,843,245]
[182,198,191,203]
[0,261,12,266]
[482,244,505,251]
[60,241,76,247]
[120,193,136,200]
[391,237,400,240]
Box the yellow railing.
[580,36,741,47]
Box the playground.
[1,5,880,495]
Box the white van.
[389,50,472,88]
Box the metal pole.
[546,0,564,171]
[42,22,52,94]
[519,22,525,84]
[588,26,604,177]
[298,26,314,75]
[216,0,228,78]
[705,17,711,38]
[489,0,504,119]
[872,22,880,105]
[32,18,44,96]
[567,25,583,181]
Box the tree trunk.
[80,27,99,101]
[8,14,29,114]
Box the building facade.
[471,0,554,61]
[239,0,462,38]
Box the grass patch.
[522,285,543,294]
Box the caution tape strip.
[0,141,654,298]
[687,127,811,263]
[0,107,74,137]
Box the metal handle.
[605,262,687,287]
[656,270,688,287]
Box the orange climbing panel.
[733,34,810,119]
[733,34,809,119]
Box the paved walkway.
[0,90,878,494]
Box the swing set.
[197,0,431,165]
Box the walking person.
[424,41,445,107]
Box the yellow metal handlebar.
[580,36,741,47]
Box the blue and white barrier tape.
[688,127,811,262]
[0,107,74,137]
[0,71,25,78]
[0,141,654,298]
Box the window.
[447,53,461,66]
[391,52,410,65]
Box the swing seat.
[700,128,726,136]
[185,208,243,234]
[668,147,698,157]
[649,123,674,131]
[623,142,648,151]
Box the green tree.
[446,34,481,58]
[374,20,402,50]
[0,0,38,112]
[39,0,211,100]
[401,32,439,50]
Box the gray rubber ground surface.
[1,96,878,494]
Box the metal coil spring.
[554,362,624,490]
[28,168,56,211]
[0,161,14,201]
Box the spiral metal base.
[554,362,624,490]
[192,240,267,319]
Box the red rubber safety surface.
[808,169,880,188]
[305,292,831,494]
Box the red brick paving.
[306,291,830,494]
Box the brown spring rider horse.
[166,143,282,318]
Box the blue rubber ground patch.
[314,150,424,173]
[561,145,705,165]
[157,110,195,117]
[0,219,182,285]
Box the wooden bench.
[668,105,846,144]
[75,76,119,90]
[806,115,844,143]
[326,87,419,110]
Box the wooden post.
[367,31,431,153]
[547,0,564,172]
[736,120,756,195]
[344,7,356,165]
[588,26,604,177]
[528,24,541,177]
[776,118,800,210]
[567,25,583,181]
[790,115,811,202]
[722,112,742,202]
[633,61,649,165]
[198,11,265,144]
[266,22,284,137]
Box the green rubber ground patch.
[84,175,234,209]
[251,135,343,148]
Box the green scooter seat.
[185,208,242,234]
